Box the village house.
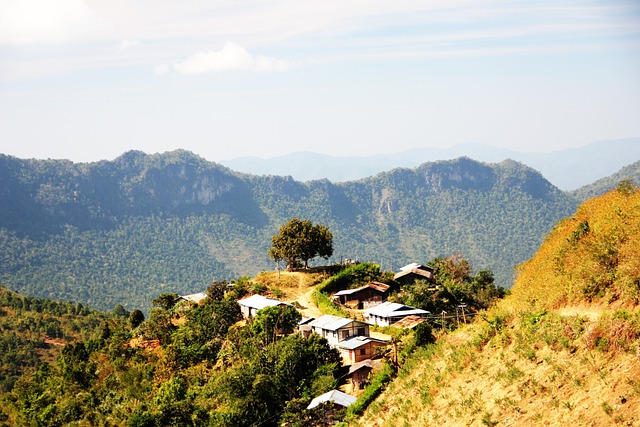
[237,294,289,318]
[332,281,390,309]
[363,301,430,327]
[337,336,388,364]
[393,262,436,285]
[307,314,370,348]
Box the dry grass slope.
[353,186,640,426]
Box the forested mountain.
[571,159,640,202]
[1,151,579,311]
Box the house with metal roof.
[332,281,390,309]
[363,301,430,326]
[308,314,370,348]
[337,336,388,364]
[307,389,357,410]
[237,294,289,318]
[393,262,436,285]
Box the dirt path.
[292,287,323,319]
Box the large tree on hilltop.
[268,218,333,270]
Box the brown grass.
[353,304,640,427]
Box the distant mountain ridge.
[0,150,599,311]
[220,138,640,191]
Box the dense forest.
[0,151,590,311]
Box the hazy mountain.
[221,138,640,191]
[570,159,640,202]
[0,151,579,311]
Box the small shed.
[393,263,436,285]
[347,359,380,389]
[333,281,390,309]
[237,294,289,318]
[363,301,430,327]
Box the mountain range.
[1,149,639,312]
[221,138,640,191]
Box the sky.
[0,0,639,163]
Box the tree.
[268,218,333,270]
[207,281,228,301]
[152,293,179,311]
[251,305,302,345]
[128,309,145,328]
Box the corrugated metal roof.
[237,294,287,310]
[336,336,387,350]
[368,281,390,292]
[179,292,207,304]
[298,316,315,325]
[334,286,364,296]
[334,281,390,297]
[307,390,357,409]
[393,268,434,281]
[400,262,423,271]
[308,314,356,331]
[364,301,429,318]
[391,315,427,329]
[347,358,379,375]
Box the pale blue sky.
[1,0,639,162]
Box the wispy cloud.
[1,0,638,81]
[118,39,141,51]
[0,0,109,45]
[158,41,293,75]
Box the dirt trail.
[292,287,323,318]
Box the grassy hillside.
[353,185,640,426]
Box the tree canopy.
[268,218,333,270]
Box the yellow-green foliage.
[312,288,348,317]
[511,186,640,309]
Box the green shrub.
[312,289,347,317]
[318,263,388,295]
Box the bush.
[312,289,347,317]
[414,322,435,346]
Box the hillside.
[353,185,640,426]
[0,286,110,393]
[0,151,577,311]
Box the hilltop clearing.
[353,184,640,426]
[253,269,331,318]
